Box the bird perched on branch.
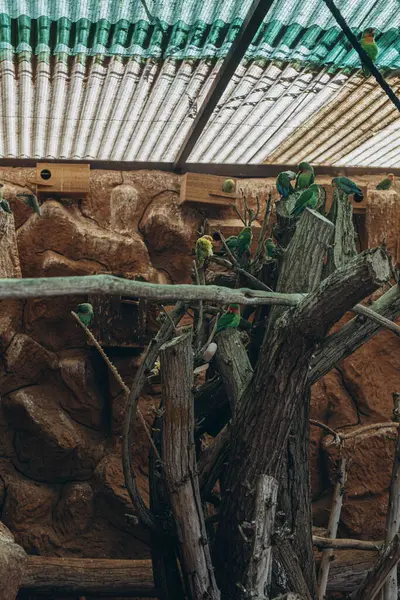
[215,304,241,335]
[376,173,395,190]
[332,177,363,201]
[16,193,41,216]
[360,28,378,77]
[195,235,214,268]
[76,303,94,327]
[265,237,279,258]
[276,171,296,198]
[291,184,319,217]
[218,227,252,259]
[295,162,315,190]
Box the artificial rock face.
[0,167,398,571]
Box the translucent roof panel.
[0,0,399,166]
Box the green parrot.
[265,237,278,258]
[376,173,395,190]
[236,226,252,258]
[215,304,241,335]
[360,28,378,77]
[195,235,214,268]
[332,177,363,200]
[295,162,315,190]
[16,193,41,216]
[0,199,12,214]
[276,171,296,198]
[76,303,94,327]
[291,184,319,217]
[222,179,235,193]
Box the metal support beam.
[322,0,400,114]
[172,0,276,172]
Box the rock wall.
[0,168,399,593]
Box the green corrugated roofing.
[1,0,400,69]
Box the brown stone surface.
[0,167,398,592]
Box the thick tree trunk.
[324,187,357,277]
[198,423,231,499]
[214,329,253,413]
[213,248,391,600]
[0,211,21,278]
[160,333,220,600]
[269,208,334,598]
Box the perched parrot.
[295,162,315,190]
[215,304,241,335]
[376,173,395,190]
[276,171,296,198]
[265,237,278,258]
[291,184,319,217]
[195,235,214,268]
[332,177,363,200]
[16,193,41,216]
[360,28,378,77]
[222,179,235,193]
[76,303,94,327]
[0,199,12,214]
[236,226,252,258]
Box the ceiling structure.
[0,0,400,168]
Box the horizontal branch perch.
[21,557,156,596]
[351,303,400,338]
[313,536,382,551]
[0,275,304,306]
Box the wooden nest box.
[180,173,240,207]
[33,163,90,199]
[86,293,158,348]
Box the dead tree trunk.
[353,534,400,600]
[268,208,334,598]
[214,329,253,413]
[324,187,357,277]
[213,248,391,600]
[160,333,220,600]
[0,211,21,278]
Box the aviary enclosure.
[0,1,400,600]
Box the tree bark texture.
[242,475,279,599]
[160,333,220,600]
[0,211,21,278]
[383,395,400,600]
[353,534,400,600]
[0,523,27,600]
[214,329,253,414]
[273,595,305,600]
[198,423,231,499]
[312,536,381,551]
[309,284,400,385]
[317,457,346,600]
[273,540,313,600]
[213,248,391,600]
[269,208,334,598]
[20,557,155,596]
[324,187,357,277]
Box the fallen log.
[19,557,156,596]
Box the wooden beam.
[172,0,281,171]
[20,557,156,596]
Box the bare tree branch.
[353,534,400,600]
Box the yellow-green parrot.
[236,226,252,258]
[222,179,235,193]
[265,237,278,258]
[76,303,94,326]
[295,162,315,190]
[376,173,395,190]
[360,28,378,77]
[195,235,214,268]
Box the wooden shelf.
[180,173,239,207]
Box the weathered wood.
[123,302,186,533]
[0,210,21,278]
[272,595,305,600]
[353,534,400,600]
[324,187,357,277]
[198,423,231,499]
[161,333,220,600]
[351,303,400,338]
[269,208,334,598]
[0,275,304,306]
[20,557,155,596]
[313,536,382,551]
[214,329,253,413]
[0,523,27,600]
[309,284,400,385]
[273,540,313,600]
[213,247,391,600]
[383,393,400,600]
[317,456,347,600]
[243,475,279,599]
